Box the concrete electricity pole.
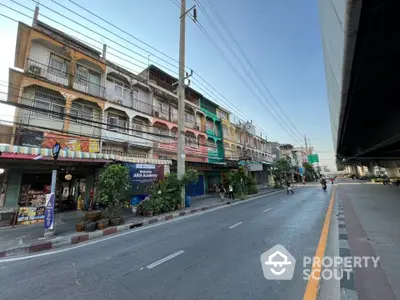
[177,0,196,206]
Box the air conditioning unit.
[29,65,41,76]
[195,125,200,131]
[154,111,160,118]
[112,96,123,104]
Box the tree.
[272,158,291,179]
[303,162,316,182]
[98,164,131,217]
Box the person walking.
[218,183,226,201]
[228,184,234,200]
[286,180,294,194]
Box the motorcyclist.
[320,177,327,189]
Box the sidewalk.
[337,183,400,300]
[0,187,276,255]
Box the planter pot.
[110,217,120,226]
[75,222,86,232]
[96,219,109,230]
[144,210,153,217]
[85,210,101,222]
[85,222,96,232]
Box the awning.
[0,144,172,165]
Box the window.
[33,94,65,119]
[133,119,144,137]
[206,119,214,131]
[123,88,131,103]
[132,89,138,100]
[108,116,119,131]
[70,103,97,124]
[223,126,229,139]
[76,65,89,86]
[49,54,67,77]
[115,85,123,97]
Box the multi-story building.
[1,18,172,210]
[1,10,275,210]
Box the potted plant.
[85,210,101,222]
[75,220,86,232]
[98,164,131,224]
[96,219,109,230]
[85,221,96,232]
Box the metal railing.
[26,58,69,87]
[26,58,106,99]
[73,75,105,98]
[149,74,175,93]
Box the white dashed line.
[228,222,243,229]
[263,208,271,213]
[146,250,185,269]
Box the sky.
[0,0,336,170]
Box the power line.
[206,0,304,139]
[2,2,280,146]
[1,82,264,156]
[2,1,264,140]
[193,0,304,145]
[44,0,272,140]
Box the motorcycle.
[322,183,327,191]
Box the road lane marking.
[229,222,243,229]
[303,186,336,300]
[146,250,185,269]
[263,208,271,213]
[0,190,287,263]
[282,200,287,203]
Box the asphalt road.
[0,185,332,300]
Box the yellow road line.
[303,186,336,300]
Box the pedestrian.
[228,184,234,200]
[286,180,294,194]
[218,183,225,200]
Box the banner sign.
[124,163,164,185]
[42,133,100,153]
[44,193,55,230]
[17,206,45,225]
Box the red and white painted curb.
[0,190,278,258]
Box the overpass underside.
[338,1,400,168]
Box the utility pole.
[177,0,196,207]
[304,135,308,154]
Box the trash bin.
[185,195,191,208]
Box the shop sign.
[248,163,263,172]
[44,193,55,230]
[17,206,45,225]
[42,133,100,153]
[124,163,164,185]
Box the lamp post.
[44,142,60,237]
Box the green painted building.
[200,97,224,163]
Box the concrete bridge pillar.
[386,168,400,178]
[367,162,375,176]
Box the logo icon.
[260,244,296,280]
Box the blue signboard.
[299,167,304,175]
[124,163,164,185]
[44,193,55,229]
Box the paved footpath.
[337,181,400,300]
[0,186,332,300]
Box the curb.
[0,190,279,258]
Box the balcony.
[26,58,69,87]
[26,58,106,99]
[149,74,175,93]
[73,75,105,98]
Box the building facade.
[1,11,276,211]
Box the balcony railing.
[73,75,105,98]
[26,58,106,99]
[149,74,175,93]
[26,58,69,87]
